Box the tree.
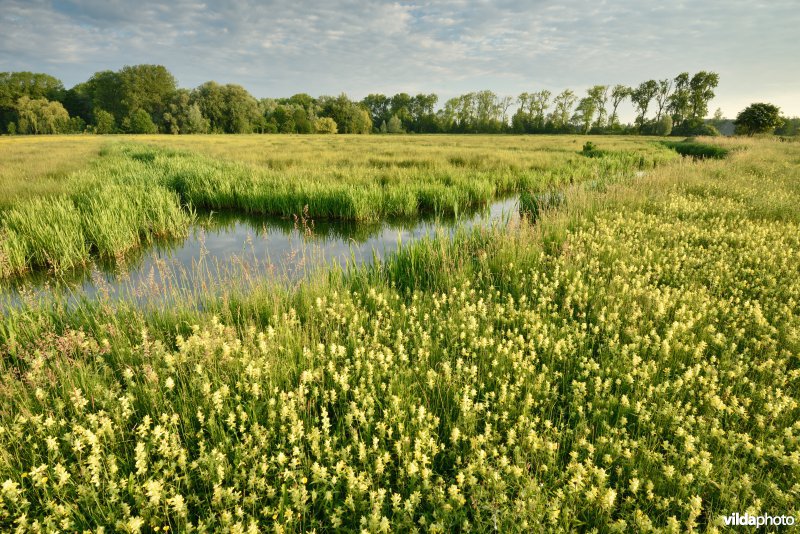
[498,96,513,127]
[630,80,658,128]
[193,82,260,133]
[550,90,577,130]
[572,97,597,134]
[689,71,719,121]
[654,115,672,136]
[410,93,438,132]
[193,81,226,132]
[529,90,551,130]
[362,93,391,130]
[163,90,209,134]
[668,72,691,126]
[224,84,261,133]
[62,83,93,124]
[0,72,65,131]
[314,117,337,134]
[15,96,70,134]
[293,107,313,134]
[118,65,177,131]
[608,85,630,127]
[775,117,800,137]
[126,109,158,134]
[386,114,403,133]
[654,79,672,121]
[320,94,372,134]
[734,103,783,136]
[84,70,125,122]
[93,109,115,134]
[587,85,609,129]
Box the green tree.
[386,114,403,133]
[689,71,719,121]
[62,83,93,124]
[734,103,784,136]
[15,96,70,134]
[117,65,177,131]
[93,109,115,134]
[654,115,673,136]
[410,93,438,132]
[668,72,691,126]
[529,90,551,130]
[293,107,313,134]
[608,85,630,127]
[193,81,226,132]
[362,94,391,130]
[193,82,260,133]
[314,117,337,134]
[126,109,158,134]
[550,90,577,130]
[587,85,609,129]
[223,84,260,133]
[630,80,658,128]
[572,97,597,134]
[653,79,672,121]
[84,70,125,122]
[0,72,65,131]
[321,94,372,134]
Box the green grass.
[0,135,678,279]
[662,138,731,159]
[0,137,797,531]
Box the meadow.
[0,135,675,279]
[0,134,798,532]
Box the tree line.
[0,65,790,136]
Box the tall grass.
[0,139,798,531]
[0,136,679,279]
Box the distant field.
[0,135,107,210]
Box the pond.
[2,197,519,309]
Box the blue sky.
[1,0,798,120]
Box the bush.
[94,109,116,134]
[672,118,720,137]
[663,140,728,159]
[126,109,158,134]
[314,117,338,134]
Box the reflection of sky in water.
[2,197,518,309]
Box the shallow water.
[2,197,519,309]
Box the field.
[0,134,798,532]
[0,135,675,279]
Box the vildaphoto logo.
[723,513,795,528]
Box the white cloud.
[0,0,797,117]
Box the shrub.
[314,117,338,134]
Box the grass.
[662,138,731,159]
[0,135,678,279]
[0,135,798,531]
[0,135,107,211]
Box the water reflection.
[2,197,518,309]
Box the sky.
[1,0,799,120]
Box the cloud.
[0,0,798,117]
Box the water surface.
[2,197,519,309]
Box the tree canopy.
[0,66,753,138]
[734,103,784,136]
